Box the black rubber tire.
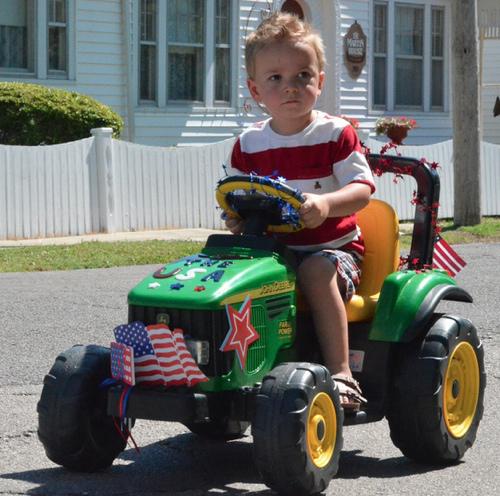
[387,315,486,464]
[37,345,128,471]
[252,362,343,496]
[185,418,250,440]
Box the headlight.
[185,338,210,365]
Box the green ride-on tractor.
[37,155,485,495]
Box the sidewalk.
[0,228,227,248]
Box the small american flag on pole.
[433,235,467,277]
[110,342,135,386]
[113,322,208,387]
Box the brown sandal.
[332,374,367,412]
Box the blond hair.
[245,12,325,79]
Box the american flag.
[114,322,165,386]
[147,324,189,386]
[433,235,467,277]
[113,322,207,387]
[110,342,135,386]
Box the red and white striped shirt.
[227,111,375,255]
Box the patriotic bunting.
[113,322,208,387]
[432,235,467,277]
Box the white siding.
[481,39,500,144]
[75,1,127,117]
[338,1,370,123]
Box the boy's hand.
[225,215,245,234]
[299,193,330,228]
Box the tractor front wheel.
[253,362,343,496]
[387,315,485,463]
[37,345,128,471]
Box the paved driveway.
[0,243,499,495]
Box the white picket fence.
[0,128,499,240]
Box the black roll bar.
[367,154,441,269]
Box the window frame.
[0,0,74,80]
[370,0,450,114]
[137,0,237,110]
[47,0,69,78]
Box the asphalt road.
[0,243,499,496]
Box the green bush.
[0,82,123,145]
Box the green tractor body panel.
[128,246,297,392]
[369,269,456,342]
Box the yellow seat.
[345,199,400,322]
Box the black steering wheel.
[216,175,305,233]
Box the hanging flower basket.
[375,116,417,145]
[386,126,408,145]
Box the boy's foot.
[332,374,367,412]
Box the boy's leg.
[297,251,366,410]
[297,254,350,376]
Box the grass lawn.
[1,217,499,273]
[0,240,203,273]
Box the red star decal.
[220,296,260,369]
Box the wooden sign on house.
[344,21,367,80]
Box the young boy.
[225,12,375,411]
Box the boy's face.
[247,40,325,135]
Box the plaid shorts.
[295,249,362,301]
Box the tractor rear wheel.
[253,362,343,496]
[387,315,485,463]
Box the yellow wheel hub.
[306,392,337,468]
[443,341,480,439]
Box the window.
[140,0,157,101]
[372,1,446,112]
[48,0,68,74]
[167,0,204,101]
[0,0,34,71]
[0,0,71,79]
[139,0,233,106]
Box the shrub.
[0,82,123,145]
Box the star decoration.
[170,283,184,290]
[220,296,260,369]
[194,285,206,292]
[148,282,161,289]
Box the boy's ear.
[247,78,261,102]
[318,71,326,92]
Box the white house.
[0,0,499,147]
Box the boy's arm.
[299,183,371,229]
[223,137,247,234]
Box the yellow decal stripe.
[221,282,295,305]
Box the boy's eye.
[298,71,311,80]
[269,74,281,81]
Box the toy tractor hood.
[128,237,296,311]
